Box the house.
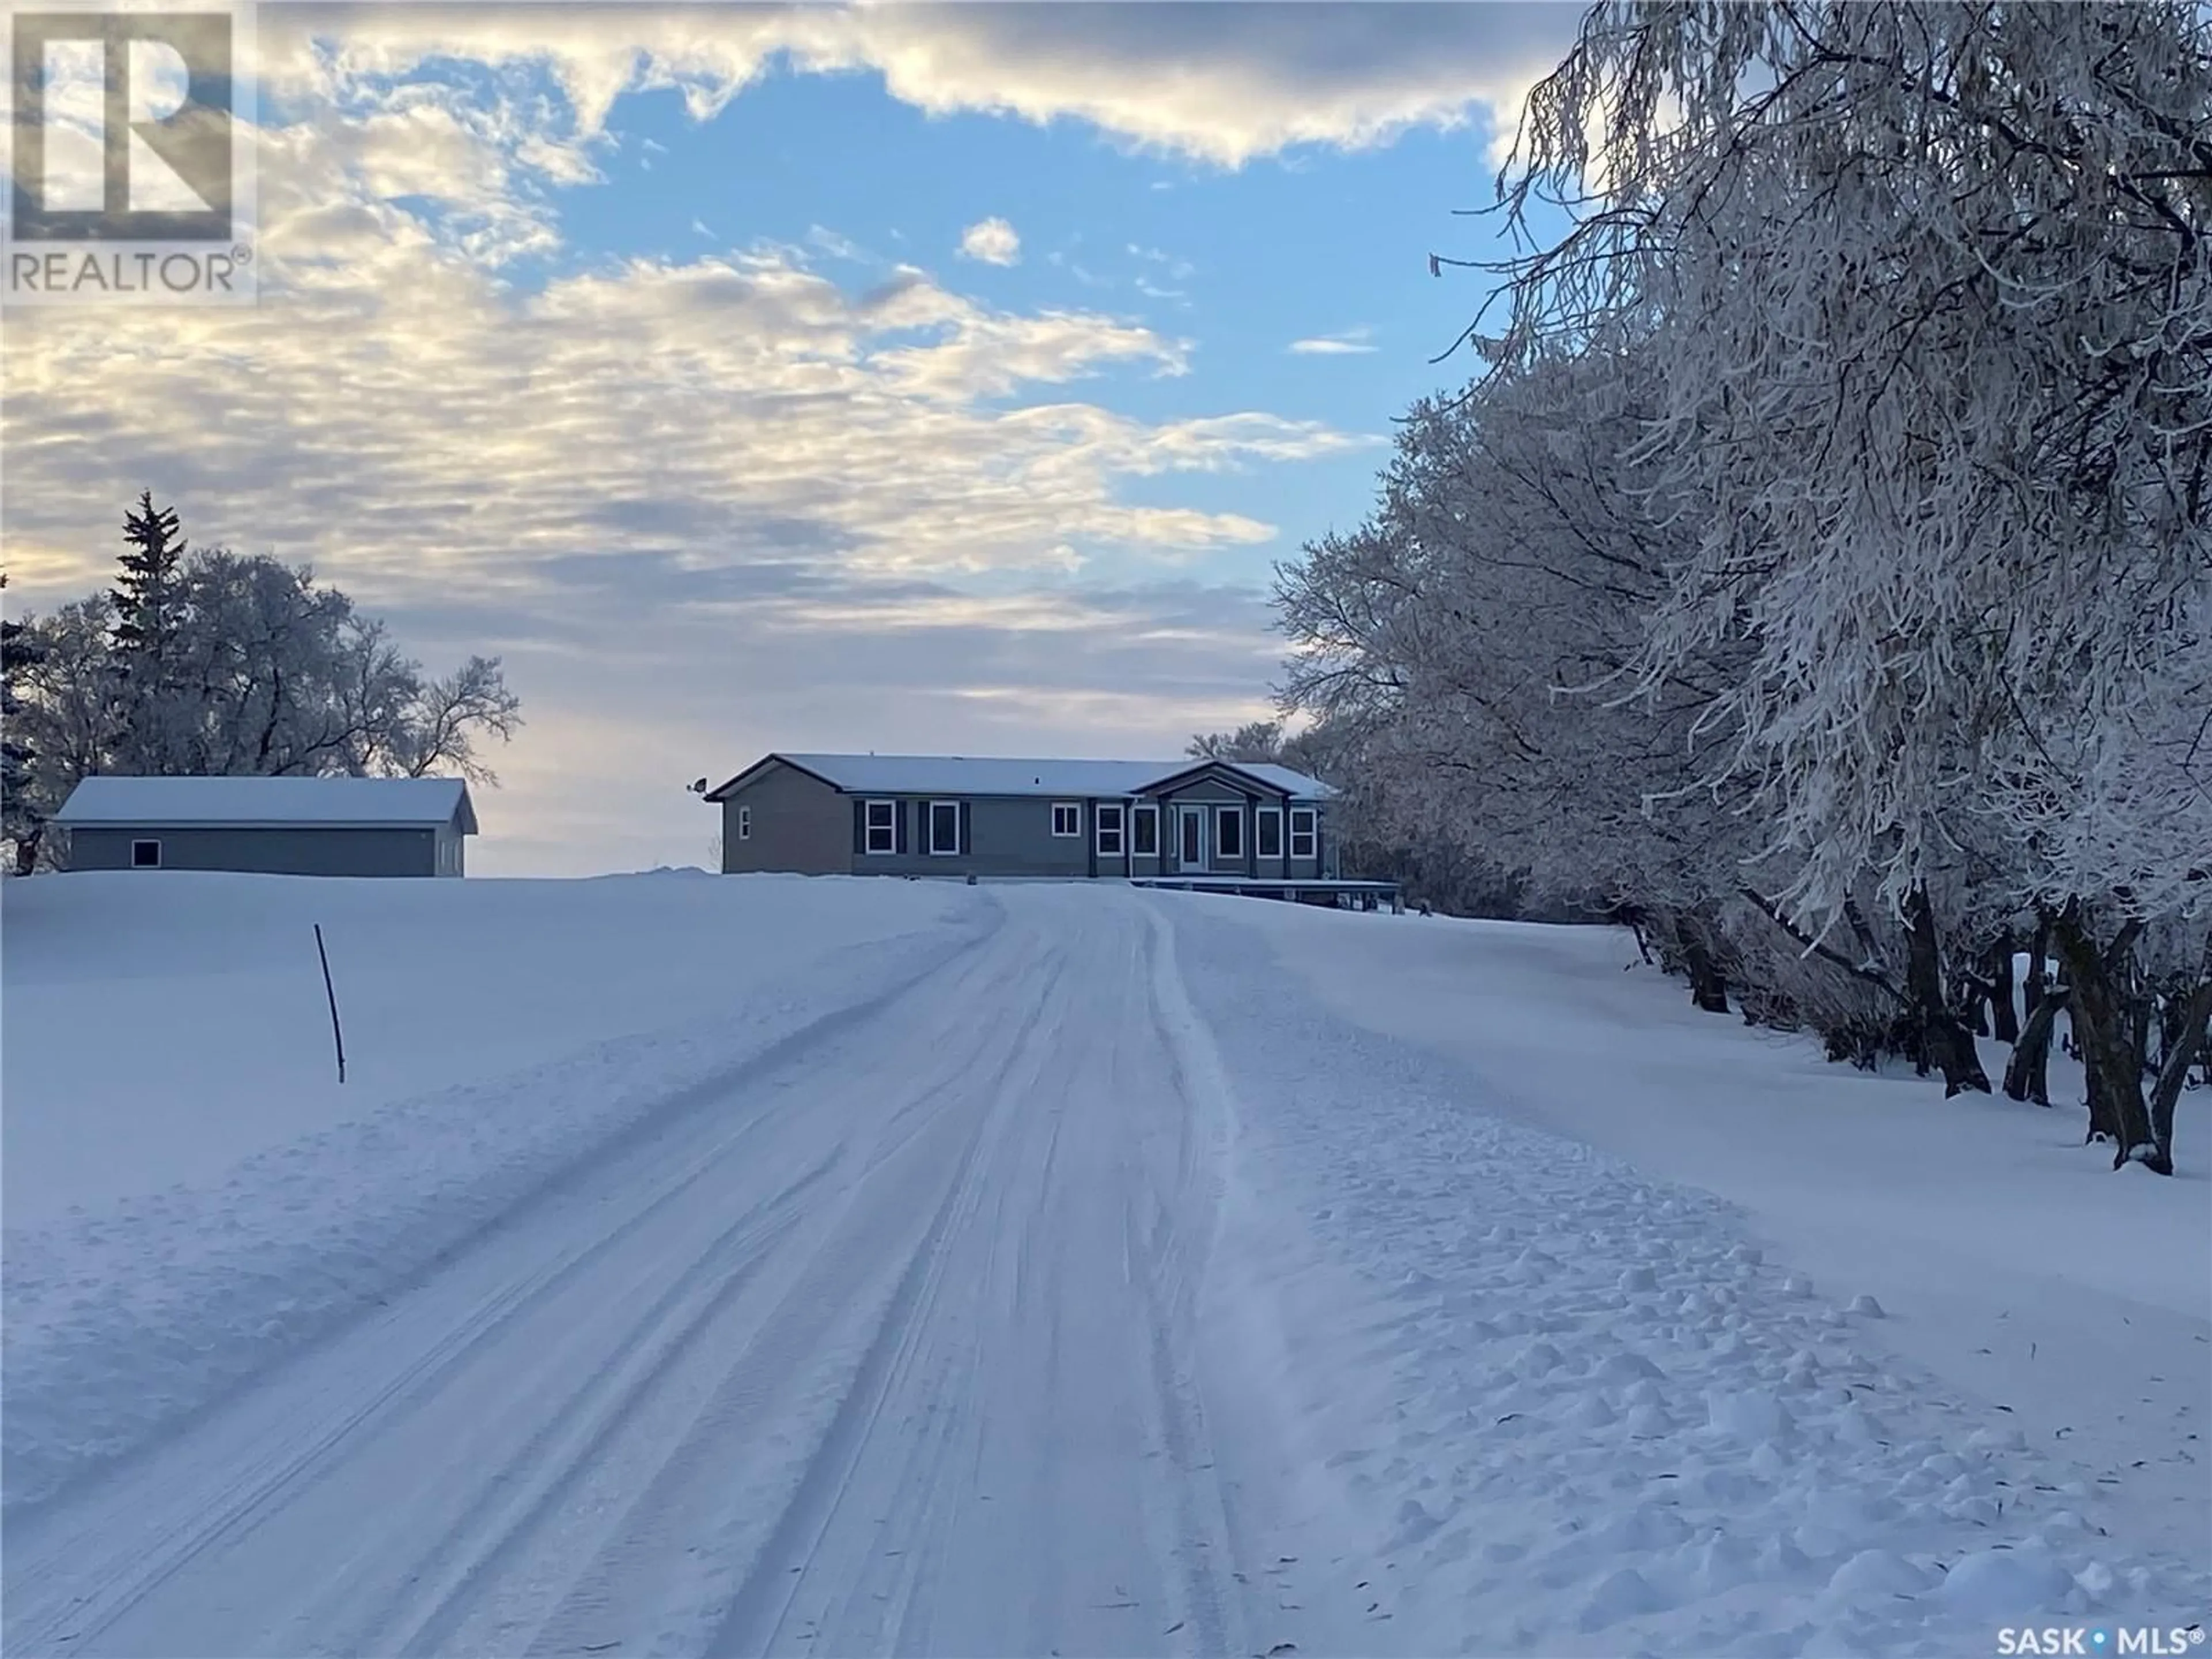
[702,752,1335,882]
[51,775,478,877]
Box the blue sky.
[3,3,1582,874]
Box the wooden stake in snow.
[315,923,347,1084]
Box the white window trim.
[927,799,962,856]
[1131,804,1160,857]
[1095,802,1126,856]
[1214,804,1244,860]
[1289,807,1317,859]
[1050,801,1082,838]
[863,798,897,855]
[736,804,752,842]
[131,838,161,869]
[1256,806,1282,858]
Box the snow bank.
[1221,897,2212,1504]
[1169,903,2211,1654]
[2,871,993,1512]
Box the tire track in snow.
[704,893,1255,1659]
[536,928,1080,1658]
[370,910,1073,1658]
[7,1120,821,1656]
[1,903,1022,1657]
[5,889,1300,1659]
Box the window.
[1050,802,1082,838]
[131,839,161,869]
[1096,803,1125,856]
[929,800,961,855]
[1215,805,1244,859]
[863,800,897,855]
[736,805,752,842]
[1289,807,1317,859]
[1131,805,1159,857]
[1256,808,1282,858]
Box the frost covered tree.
[1483,1,2211,903]
[1,573,47,869]
[1187,721,1288,765]
[158,549,521,781]
[7,514,521,871]
[1449,0,2211,1160]
[8,596,118,873]
[1185,717,1343,787]
[1278,350,1782,1014]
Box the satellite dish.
[688,777,709,794]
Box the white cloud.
[3,121,1371,599]
[957,216,1022,267]
[258,6,1578,174]
[806,225,872,263]
[1289,327,1379,355]
[1127,244,1196,281]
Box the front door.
[1177,805,1205,869]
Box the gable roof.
[53,775,479,834]
[706,752,1332,802]
[1137,758,1334,800]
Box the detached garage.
[52,776,478,878]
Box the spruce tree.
[108,492,190,774]
[111,491,185,665]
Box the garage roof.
[52,775,479,834]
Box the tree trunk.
[2003,994,2059,1107]
[2051,906,2165,1173]
[2146,944,2212,1172]
[2129,995,2155,1093]
[1986,931,2020,1044]
[2083,1037,2124,1147]
[2022,910,2051,1021]
[1904,884,1990,1096]
[1676,910,1730,1016]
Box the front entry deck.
[1130,876,1404,914]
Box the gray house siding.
[705,753,1329,882]
[69,823,453,877]
[855,796,1097,878]
[722,763,849,875]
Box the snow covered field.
[3,874,2205,1657]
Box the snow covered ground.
[2,871,983,1513]
[3,874,2205,1657]
[1224,899,2212,1575]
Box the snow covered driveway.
[6,878,2206,1658]
[6,889,1262,1657]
